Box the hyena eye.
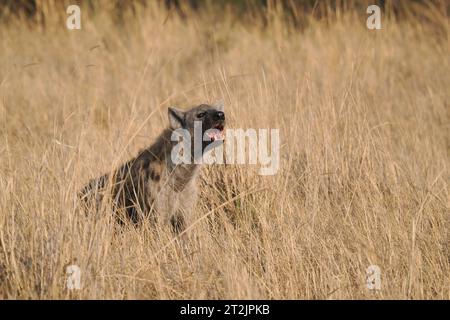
[196,112,206,119]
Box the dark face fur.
[168,101,226,155]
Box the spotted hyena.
[79,101,225,233]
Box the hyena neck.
[169,162,201,192]
[152,128,201,192]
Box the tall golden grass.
[0,1,449,299]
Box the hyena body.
[79,102,225,232]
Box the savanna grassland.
[0,1,449,299]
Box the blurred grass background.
[0,0,449,299]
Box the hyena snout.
[213,111,225,121]
[211,111,225,132]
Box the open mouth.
[207,123,225,142]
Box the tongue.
[207,130,224,141]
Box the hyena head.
[168,101,226,155]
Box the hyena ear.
[168,107,185,129]
[214,100,224,112]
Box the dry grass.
[0,2,449,299]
